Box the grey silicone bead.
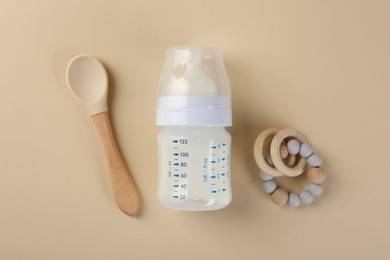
[299,143,313,158]
[265,155,274,166]
[262,181,277,194]
[287,139,300,155]
[288,193,301,208]
[307,153,323,167]
[259,170,274,181]
[308,183,323,196]
[299,190,314,204]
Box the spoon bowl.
[66,55,108,116]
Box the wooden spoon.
[66,55,141,216]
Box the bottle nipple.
[169,50,217,95]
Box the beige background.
[1,0,389,259]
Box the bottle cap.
[156,46,232,126]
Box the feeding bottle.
[156,46,232,211]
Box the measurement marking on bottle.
[165,139,230,204]
[169,138,189,200]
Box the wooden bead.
[299,143,313,158]
[307,153,322,167]
[262,181,277,194]
[288,193,301,208]
[284,154,296,167]
[280,143,289,160]
[271,188,289,206]
[307,167,326,184]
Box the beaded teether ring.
[254,128,326,207]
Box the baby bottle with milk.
[156,46,232,211]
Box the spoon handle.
[91,112,141,216]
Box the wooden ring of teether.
[270,128,308,177]
[253,128,284,177]
[285,153,296,167]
